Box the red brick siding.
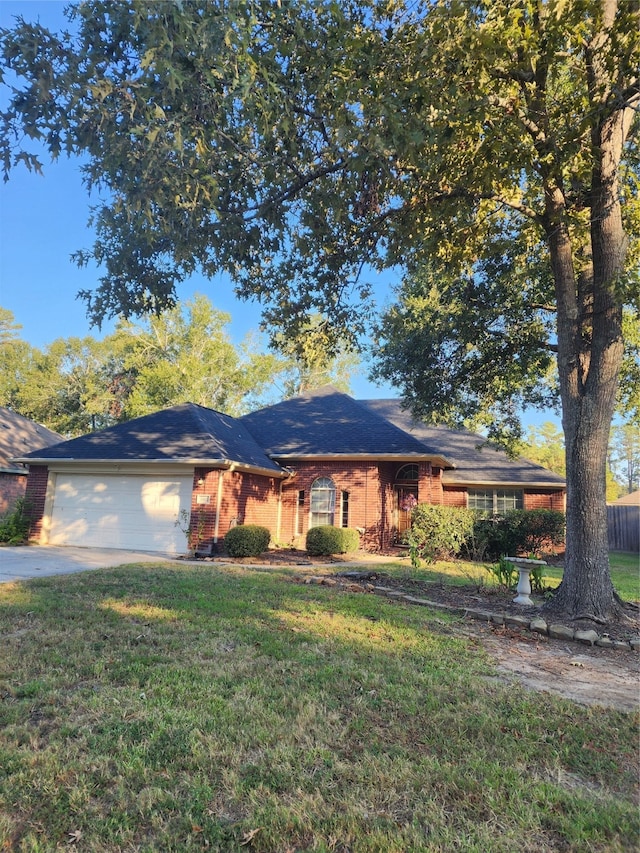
[430,468,444,505]
[442,487,467,507]
[280,462,384,550]
[0,472,27,515]
[279,461,442,551]
[524,490,566,511]
[443,486,565,512]
[24,466,49,542]
[190,467,280,552]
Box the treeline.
[0,296,357,437]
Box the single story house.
[16,386,566,555]
[0,407,64,514]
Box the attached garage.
[46,472,193,554]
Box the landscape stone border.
[302,574,640,652]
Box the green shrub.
[408,504,476,565]
[470,509,566,559]
[306,526,360,556]
[0,497,32,544]
[224,524,271,557]
[511,509,565,556]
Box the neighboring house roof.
[240,386,451,465]
[612,490,640,506]
[359,399,566,488]
[15,403,286,477]
[0,407,64,475]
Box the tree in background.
[0,308,37,412]
[522,423,565,477]
[0,298,356,434]
[1,1,638,622]
[609,424,640,496]
[112,295,282,418]
[271,315,359,399]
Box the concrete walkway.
[0,545,174,583]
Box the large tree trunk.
[542,64,630,622]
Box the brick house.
[16,387,566,555]
[0,407,64,515]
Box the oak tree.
[1,1,638,621]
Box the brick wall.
[0,472,27,515]
[443,486,566,512]
[524,490,566,511]
[190,467,280,552]
[442,487,467,507]
[24,466,49,542]
[280,461,384,549]
[279,461,442,551]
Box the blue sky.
[0,1,559,427]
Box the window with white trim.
[341,491,349,528]
[310,477,336,527]
[468,488,523,513]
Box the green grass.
[381,552,640,601]
[0,562,638,852]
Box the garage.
[47,472,193,554]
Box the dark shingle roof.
[359,399,566,487]
[240,386,448,460]
[0,407,64,474]
[17,403,284,475]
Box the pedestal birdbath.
[504,557,548,606]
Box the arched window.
[396,463,419,482]
[310,477,336,527]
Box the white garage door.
[48,473,192,554]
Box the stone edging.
[303,576,640,652]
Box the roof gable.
[18,403,284,474]
[240,386,442,459]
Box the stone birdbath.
[504,556,548,606]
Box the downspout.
[277,479,284,542]
[213,469,224,544]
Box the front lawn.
[379,553,640,602]
[1,562,638,851]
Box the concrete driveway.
[0,545,174,583]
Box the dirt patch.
[344,571,640,713]
[465,621,640,712]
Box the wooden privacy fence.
[607,505,640,553]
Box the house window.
[341,491,349,528]
[468,488,523,513]
[396,463,419,481]
[310,477,336,527]
[296,490,305,536]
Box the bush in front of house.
[306,526,360,556]
[407,504,476,565]
[0,497,32,544]
[224,524,271,557]
[469,509,565,560]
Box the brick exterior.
[442,487,468,507]
[0,472,27,515]
[22,463,566,555]
[443,485,566,512]
[24,465,49,542]
[190,467,280,553]
[523,490,566,511]
[276,460,443,551]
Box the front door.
[395,485,418,538]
